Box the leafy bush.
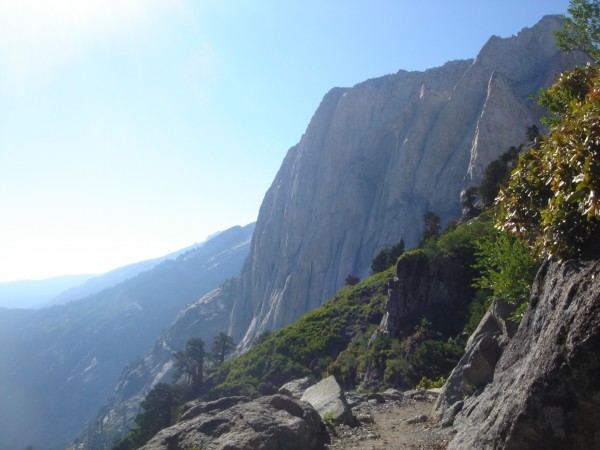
[416,375,447,390]
[555,0,600,62]
[498,64,600,259]
[472,230,539,321]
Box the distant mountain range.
[0,274,96,309]
[0,239,214,309]
[0,223,254,450]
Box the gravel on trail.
[326,394,453,450]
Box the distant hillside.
[48,242,207,306]
[0,274,95,309]
[0,223,254,450]
[0,240,213,310]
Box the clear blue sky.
[0,0,570,282]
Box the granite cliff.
[228,15,586,349]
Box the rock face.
[226,15,586,350]
[140,394,328,450]
[448,259,600,449]
[381,251,475,338]
[434,299,518,425]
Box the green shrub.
[499,65,600,259]
[322,411,337,429]
[416,375,447,390]
[473,231,539,305]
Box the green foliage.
[555,0,600,62]
[322,411,337,429]
[479,146,521,207]
[173,337,206,398]
[537,64,599,126]
[421,211,441,243]
[210,332,235,367]
[473,230,539,321]
[345,274,360,286]
[416,375,447,390]
[370,238,405,274]
[433,219,494,262]
[330,219,497,390]
[209,270,392,398]
[115,383,180,449]
[253,330,272,346]
[498,65,600,259]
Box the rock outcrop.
[140,394,328,450]
[434,299,518,425]
[226,15,586,350]
[448,259,600,449]
[380,251,475,338]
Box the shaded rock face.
[228,15,587,350]
[449,259,600,450]
[434,299,518,425]
[381,252,474,338]
[140,394,328,450]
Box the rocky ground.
[326,391,453,450]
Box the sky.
[0,0,571,282]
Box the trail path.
[327,395,453,450]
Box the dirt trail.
[326,396,453,450]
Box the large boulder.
[434,299,517,425]
[301,375,357,426]
[448,259,600,449]
[140,394,328,450]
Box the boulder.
[140,394,328,450]
[278,376,316,399]
[300,375,357,426]
[449,259,600,449]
